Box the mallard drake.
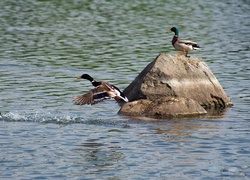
[168,27,200,57]
[73,74,128,105]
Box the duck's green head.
[167,27,179,36]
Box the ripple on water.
[0,0,250,179]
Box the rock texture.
[118,97,207,117]
[119,54,232,117]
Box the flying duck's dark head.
[77,74,94,82]
[167,27,179,36]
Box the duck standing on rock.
[168,27,201,57]
[73,74,128,105]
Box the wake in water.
[0,111,130,127]
[0,111,86,124]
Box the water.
[0,0,250,179]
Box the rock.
[119,53,232,117]
[118,97,207,117]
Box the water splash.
[0,111,131,127]
[0,111,85,124]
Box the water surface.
[0,0,250,179]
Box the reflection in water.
[76,139,123,174]
[148,119,218,140]
[204,108,230,119]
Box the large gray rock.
[119,54,232,117]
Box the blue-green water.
[0,0,250,179]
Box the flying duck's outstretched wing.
[73,85,111,105]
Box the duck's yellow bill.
[167,29,172,33]
[77,76,82,79]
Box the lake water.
[0,0,250,179]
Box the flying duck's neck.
[92,81,101,87]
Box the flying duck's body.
[73,74,128,105]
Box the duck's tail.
[193,44,201,50]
